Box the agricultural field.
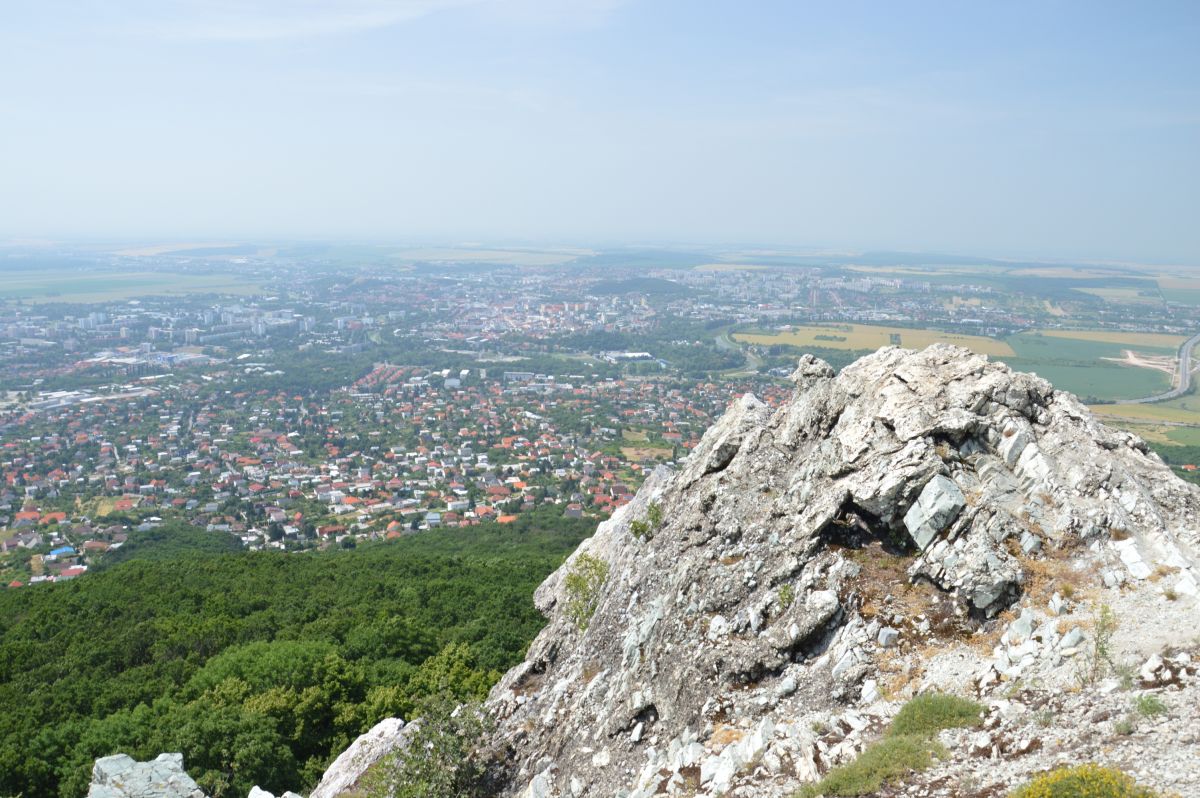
[621,446,673,461]
[736,325,1186,403]
[1083,413,1200,448]
[694,263,770,272]
[734,325,1016,357]
[1003,331,1178,401]
[1074,286,1162,304]
[390,247,582,266]
[1154,275,1200,306]
[0,271,263,302]
[1035,329,1185,348]
[79,496,136,518]
[619,428,673,461]
[1090,394,1200,426]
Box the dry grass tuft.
[1148,564,1179,583]
[1019,550,1099,605]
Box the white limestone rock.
[904,474,966,550]
[87,754,206,798]
[309,717,411,798]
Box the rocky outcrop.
[482,345,1200,797]
[247,787,303,798]
[87,754,206,798]
[308,717,411,798]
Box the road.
[715,332,763,372]
[1115,330,1200,405]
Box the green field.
[0,271,263,302]
[737,324,1180,402]
[1091,393,1200,426]
[1001,332,1176,401]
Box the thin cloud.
[121,0,627,41]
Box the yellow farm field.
[844,265,982,277]
[1088,403,1200,425]
[695,263,770,272]
[1007,266,1135,279]
[1156,276,1200,291]
[621,446,673,461]
[389,248,580,266]
[1037,329,1185,349]
[1074,287,1159,304]
[734,325,1016,357]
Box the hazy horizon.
[3,1,1198,263]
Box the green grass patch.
[887,692,987,737]
[1134,694,1167,718]
[1164,426,1200,446]
[797,693,984,797]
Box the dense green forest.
[0,517,591,798]
[96,525,245,569]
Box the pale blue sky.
[1,1,1197,262]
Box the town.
[4,243,1200,586]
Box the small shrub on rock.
[630,502,664,540]
[1010,763,1162,798]
[797,734,939,797]
[887,693,985,737]
[796,693,983,797]
[1134,694,1167,718]
[364,697,493,798]
[564,553,610,630]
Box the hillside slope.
[481,344,1200,797]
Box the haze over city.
[3,0,1198,262]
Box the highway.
[1115,330,1200,405]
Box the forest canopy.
[0,519,591,798]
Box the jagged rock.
[903,474,965,549]
[470,345,1200,797]
[309,717,412,798]
[247,788,302,798]
[87,754,206,798]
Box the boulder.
[87,754,206,798]
[903,474,965,550]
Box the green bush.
[629,502,663,541]
[887,693,985,737]
[629,519,651,539]
[1010,763,1163,798]
[1134,694,1167,718]
[363,697,493,798]
[797,734,941,797]
[797,693,983,797]
[646,502,664,530]
[564,553,610,630]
